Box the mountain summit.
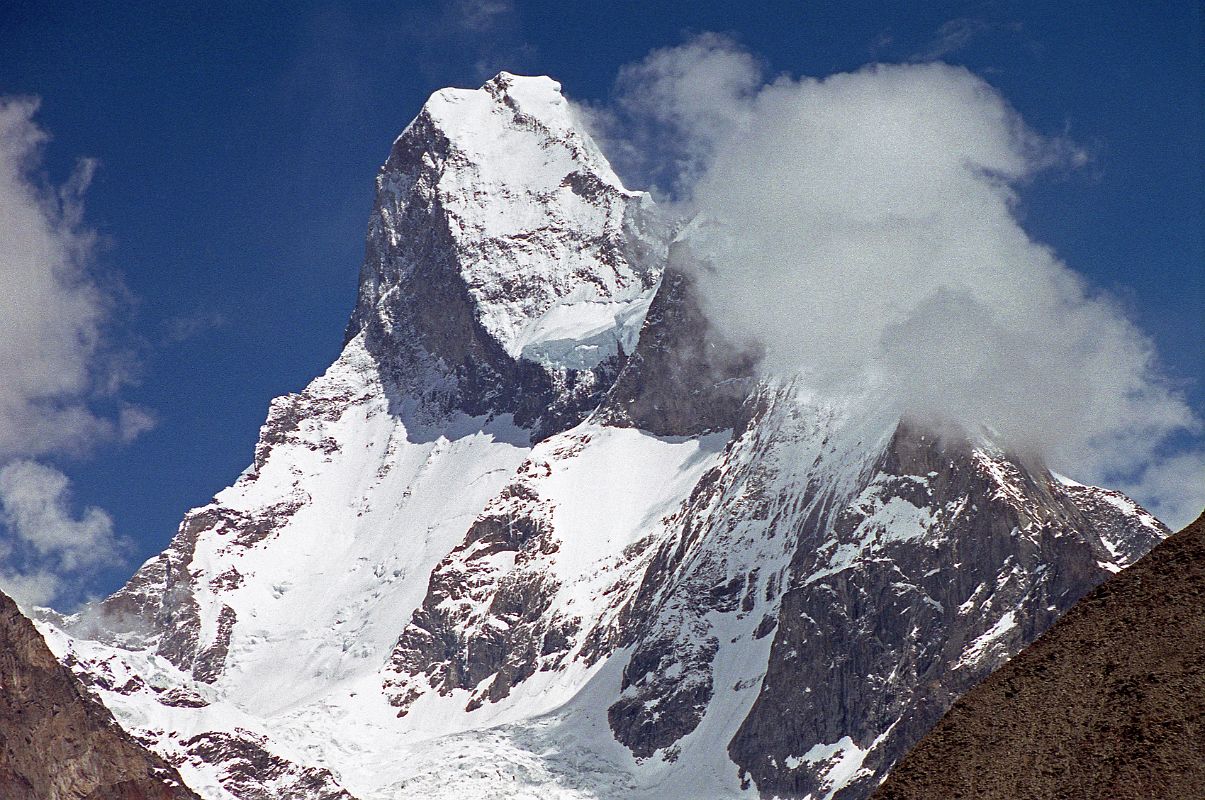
[346,71,664,439]
[38,74,1167,800]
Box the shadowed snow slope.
[37,73,1169,800]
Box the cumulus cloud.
[0,460,126,607]
[0,97,142,607]
[592,38,1204,528]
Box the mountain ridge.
[0,589,198,800]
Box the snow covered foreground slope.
[39,73,1167,800]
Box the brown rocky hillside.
[872,510,1205,800]
[0,589,198,800]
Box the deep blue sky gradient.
[1,1,1201,599]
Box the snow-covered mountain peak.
[417,71,622,191]
[34,72,1175,800]
[350,72,663,388]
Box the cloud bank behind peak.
[576,35,1203,528]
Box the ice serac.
[36,72,1174,800]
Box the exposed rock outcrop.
[871,510,1204,800]
[0,590,198,800]
[596,264,758,437]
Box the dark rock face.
[597,264,759,437]
[584,391,1165,797]
[598,399,768,759]
[1059,481,1167,566]
[726,423,1161,799]
[870,511,1204,800]
[608,632,721,760]
[179,731,357,800]
[0,589,199,800]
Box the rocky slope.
[0,589,197,800]
[36,72,1171,800]
[870,510,1204,800]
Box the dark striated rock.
[727,422,1166,799]
[0,589,198,799]
[608,633,721,759]
[181,730,357,800]
[1059,481,1167,566]
[597,263,759,437]
[871,510,1205,800]
[584,389,1165,797]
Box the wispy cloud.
[408,0,536,84]
[918,18,991,59]
[913,17,1025,61]
[0,97,144,607]
[449,0,515,34]
[446,0,535,81]
[163,309,227,344]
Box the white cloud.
[0,97,143,607]
[573,33,763,199]
[593,38,1204,528]
[0,97,141,458]
[0,460,126,607]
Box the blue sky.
[0,1,1200,605]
